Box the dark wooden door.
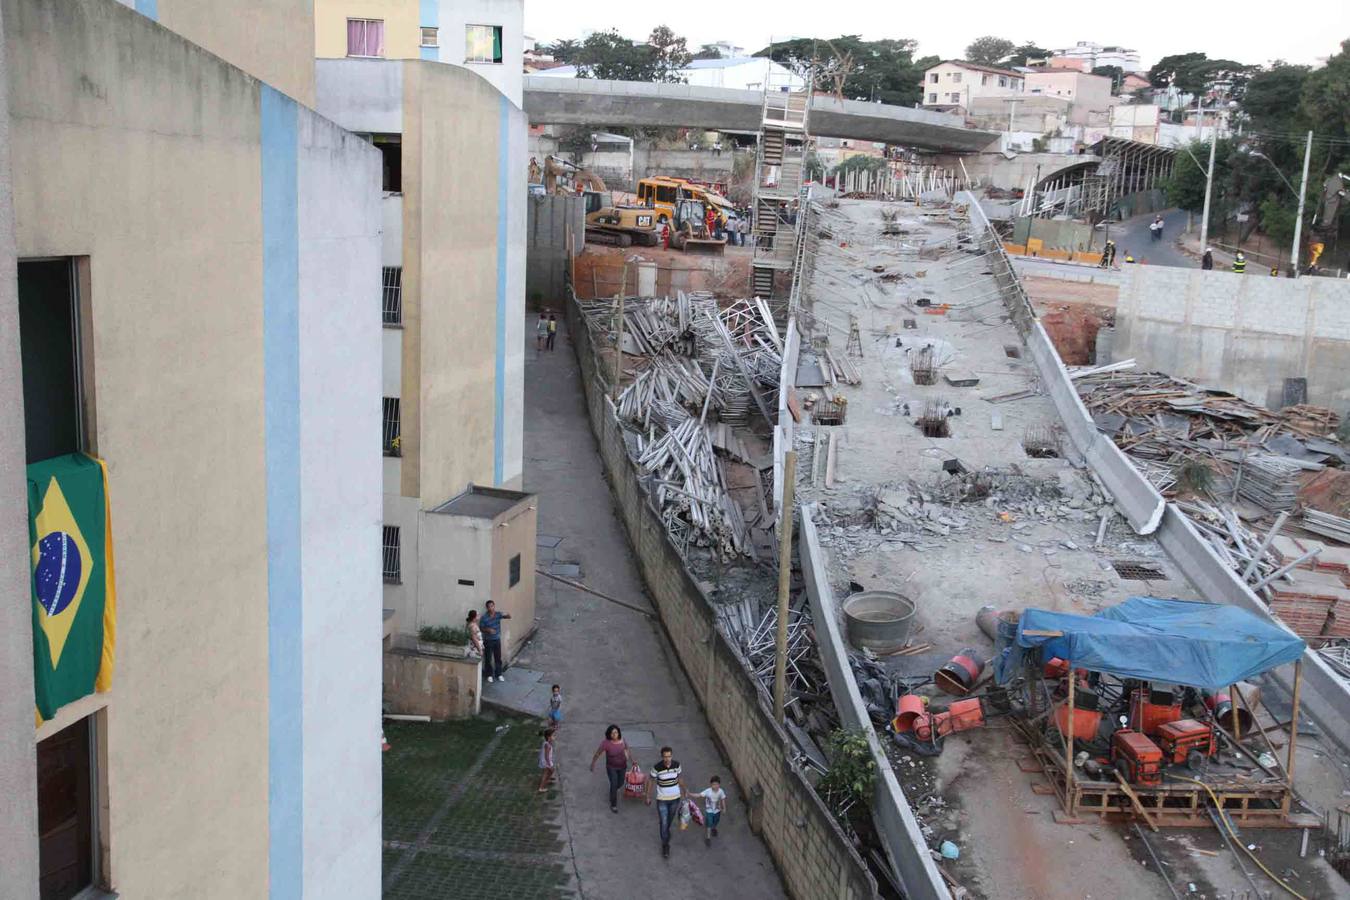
[37,716,93,900]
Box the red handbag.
[623,765,646,799]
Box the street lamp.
[1247,133,1314,277]
[1248,150,1297,196]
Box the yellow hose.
[1166,773,1309,900]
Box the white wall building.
[922,61,1025,111]
[1047,41,1143,73]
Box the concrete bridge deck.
[524,75,999,153]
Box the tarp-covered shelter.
[1001,596,1306,690]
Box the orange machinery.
[1111,729,1163,786]
[1156,718,1216,766]
[1129,688,1182,736]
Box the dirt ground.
[1023,274,1119,310]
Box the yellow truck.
[635,176,736,225]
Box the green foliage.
[1260,196,1298,246]
[1164,138,1236,214]
[693,43,722,60]
[556,125,592,162]
[1300,39,1350,151]
[804,151,826,181]
[832,155,887,177]
[419,625,469,645]
[542,38,580,64]
[819,729,876,814]
[756,35,932,107]
[572,26,690,83]
[1148,52,1253,95]
[1006,43,1052,68]
[965,36,1015,66]
[1243,63,1311,136]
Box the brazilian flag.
[27,453,116,723]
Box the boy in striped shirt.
[644,746,687,858]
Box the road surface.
[1106,208,1194,268]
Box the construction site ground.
[572,241,754,302]
[793,198,1347,900]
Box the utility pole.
[773,451,797,724]
[1290,130,1313,278]
[1198,108,1217,258]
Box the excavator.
[532,155,663,247]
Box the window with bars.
[382,266,402,325]
[382,525,401,584]
[382,397,401,456]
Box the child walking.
[547,684,564,729]
[538,727,557,794]
[697,775,727,847]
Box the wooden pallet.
[1017,721,1302,828]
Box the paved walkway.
[518,318,785,899]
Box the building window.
[346,18,384,57]
[37,715,96,899]
[949,93,961,103]
[420,26,439,48]
[372,136,401,193]
[465,24,503,64]
[951,72,962,83]
[382,397,401,457]
[927,93,937,104]
[382,267,402,325]
[19,259,88,464]
[928,73,938,84]
[998,76,1008,87]
[509,553,521,588]
[382,526,401,584]
[982,75,990,86]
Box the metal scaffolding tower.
[751,72,813,320]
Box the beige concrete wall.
[383,649,480,719]
[401,62,503,503]
[315,0,421,60]
[417,513,492,632]
[5,1,268,893]
[157,0,316,106]
[490,503,535,655]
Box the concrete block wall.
[566,298,876,900]
[526,195,584,307]
[1115,266,1350,410]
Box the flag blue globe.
[35,531,82,617]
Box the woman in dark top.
[589,724,635,813]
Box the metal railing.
[382,266,403,325]
[382,525,401,584]
[382,397,401,457]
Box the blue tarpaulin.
[1006,597,1306,690]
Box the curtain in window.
[347,19,384,57]
[492,26,502,63]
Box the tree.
[756,35,933,106]
[965,36,1015,67]
[542,38,580,64]
[1301,39,1350,152]
[647,26,692,82]
[1163,138,1235,214]
[1148,52,1252,95]
[571,27,691,83]
[832,155,887,178]
[693,43,722,60]
[1243,63,1311,136]
[1260,195,1298,246]
[1006,43,1052,67]
[1091,65,1124,93]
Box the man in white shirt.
[645,746,687,858]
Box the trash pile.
[580,291,784,560]
[1072,369,1346,495]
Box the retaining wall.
[958,192,1350,758]
[1114,265,1350,410]
[527,194,585,306]
[566,297,877,900]
[800,507,950,900]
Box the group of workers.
[1096,238,1269,275]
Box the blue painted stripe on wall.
[419,0,438,60]
[494,96,509,485]
[134,0,157,19]
[260,85,303,900]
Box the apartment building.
[0,0,382,896]
[1025,70,1114,124]
[314,0,523,104]
[314,0,534,660]
[1037,41,1144,74]
[922,61,1025,112]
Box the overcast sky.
[524,2,1347,69]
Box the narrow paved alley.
[519,316,786,900]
